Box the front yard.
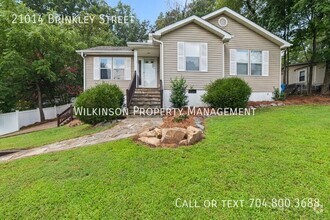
[0,105,329,219]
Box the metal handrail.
[126,71,137,108]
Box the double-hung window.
[299,70,306,82]
[236,49,249,75]
[100,58,112,79]
[113,58,125,80]
[177,42,208,72]
[94,57,131,80]
[230,49,269,76]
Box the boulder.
[68,119,83,127]
[161,127,186,144]
[187,126,203,145]
[154,127,162,138]
[146,130,157,137]
[179,139,188,146]
[138,130,149,138]
[138,137,160,147]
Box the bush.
[202,78,252,108]
[170,76,188,108]
[272,87,286,101]
[75,83,124,125]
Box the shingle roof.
[87,46,131,51]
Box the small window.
[113,58,125,80]
[250,50,262,76]
[218,17,228,27]
[100,58,111,79]
[299,70,306,82]
[236,50,249,75]
[185,42,200,71]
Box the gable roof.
[152,15,232,42]
[202,7,292,49]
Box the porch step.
[128,88,161,115]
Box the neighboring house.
[282,62,326,86]
[77,7,291,109]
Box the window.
[100,58,111,79]
[299,70,306,82]
[230,49,269,76]
[237,50,249,75]
[113,58,125,80]
[94,57,131,81]
[177,42,208,72]
[250,50,262,76]
[185,42,200,71]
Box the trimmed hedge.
[75,83,124,125]
[202,78,252,108]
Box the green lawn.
[0,123,115,150]
[0,105,329,219]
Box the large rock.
[161,127,186,144]
[154,128,162,138]
[187,126,203,145]
[138,137,160,147]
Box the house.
[76,7,291,109]
[282,62,326,93]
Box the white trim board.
[152,15,232,42]
[202,7,292,49]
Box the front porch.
[126,42,163,110]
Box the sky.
[106,0,190,24]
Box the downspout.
[279,50,282,91]
[80,52,86,91]
[152,37,164,107]
[222,42,225,78]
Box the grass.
[0,123,115,150]
[0,105,329,219]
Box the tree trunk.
[308,64,313,95]
[36,83,45,122]
[321,60,330,94]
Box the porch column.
[134,49,138,87]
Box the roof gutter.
[79,52,86,91]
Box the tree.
[292,0,328,94]
[0,5,81,118]
[111,1,151,45]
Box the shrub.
[75,83,124,125]
[202,78,252,108]
[272,87,286,101]
[170,76,188,108]
[173,114,189,123]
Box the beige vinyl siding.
[85,55,134,92]
[208,15,281,92]
[160,23,224,90]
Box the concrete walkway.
[0,118,162,163]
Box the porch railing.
[126,71,137,108]
[160,79,163,108]
[57,105,73,127]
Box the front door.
[142,59,157,88]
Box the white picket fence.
[0,104,71,136]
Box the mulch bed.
[249,95,330,107]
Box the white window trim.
[236,49,249,76]
[177,42,208,72]
[250,50,263,76]
[96,57,131,81]
[230,49,269,77]
[298,68,307,83]
[100,57,112,80]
